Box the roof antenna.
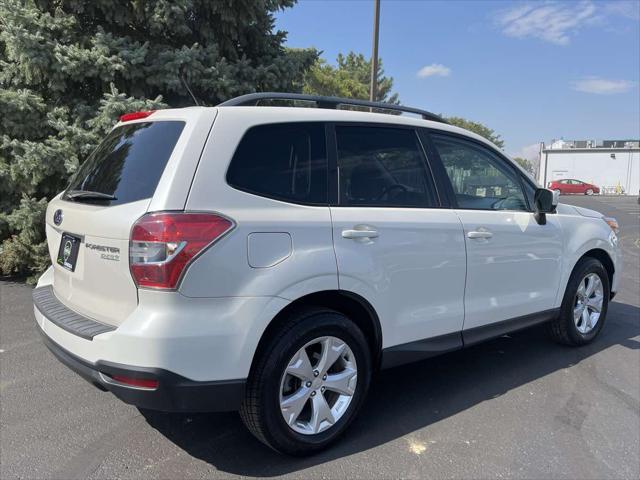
[180,70,199,106]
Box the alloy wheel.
[574,273,604,334]
[279,336,357,435]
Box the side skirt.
[462,308,559,347]
[380,308,560,369]
[381,332,463,369]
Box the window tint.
[227,123,327,204]
[65,121,185,206]
[432,134,528,211]
[336,126,435,207]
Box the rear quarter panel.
[145,107,218,211]
[179,109,338,299]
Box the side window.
[432,134,528,211]
[336,125,436,207]
[227,123,327,204]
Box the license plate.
[57,233,81,272]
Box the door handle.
[467,230,493,239]
[342,227,379,239]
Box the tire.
[549,257,610,346]
[586,189,594,195]
[239,307,372,455]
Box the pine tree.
[0,0,317,281]
[303,52,399,104]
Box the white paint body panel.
[36,105,622,383]
[330,207,466,348]
[247,233,292,268]
[45,197,150,325]
[36,266,287,381]
[455,209,564,330]
[180,110,338,299]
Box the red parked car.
[548,179,600,195]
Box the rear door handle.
[342,227,379,239]
[467,230,493,239]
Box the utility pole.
[369,0,381,103]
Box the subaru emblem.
[53,209,63,226]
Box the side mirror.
[533,188,557,225]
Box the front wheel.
[586,188,594,195]
[549,257,609,346]
[240,308,372,455]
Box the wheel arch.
[580,248,615,288]
[249,290,383,376]
[560,248,615,304]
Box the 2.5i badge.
[56,233,80,272]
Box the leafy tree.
[0,0,316,281]
[303,52,399,104]
[512,156,536,176]
[444,116,504,149]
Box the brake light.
[119,110,155,122]
[130,212,234,289]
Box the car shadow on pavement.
[140,301,640,477]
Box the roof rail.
[218,92,447,123]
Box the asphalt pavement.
[1,196,638,479]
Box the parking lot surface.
[1,196,638,479]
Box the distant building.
[538,139,640,195]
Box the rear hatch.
[45,108,216,326]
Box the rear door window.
[335,125,436,208]
[65,121,185,206]
[226,123,327,205]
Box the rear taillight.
[130,212,233,289]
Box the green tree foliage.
[303,52,399,104]
[444,116,505,149]
[0,0,317,281]
[512,157,536,176]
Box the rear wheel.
[240,307,372,455]
[549,257,609,346]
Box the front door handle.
[467,230,493,239]
[342,227,379,239]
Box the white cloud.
[571,77,636,94]
[417,64,451,78]
[495,1,598,45]
[511,143,541,161]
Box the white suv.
[34,93,621,455]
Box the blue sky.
[276,0,640,159]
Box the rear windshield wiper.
[66,190,117,201]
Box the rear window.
[64,121,185,205]
[336,125,436,208]
[226,123,327,205]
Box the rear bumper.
[34,266,288,383]
[36,321,245,412]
